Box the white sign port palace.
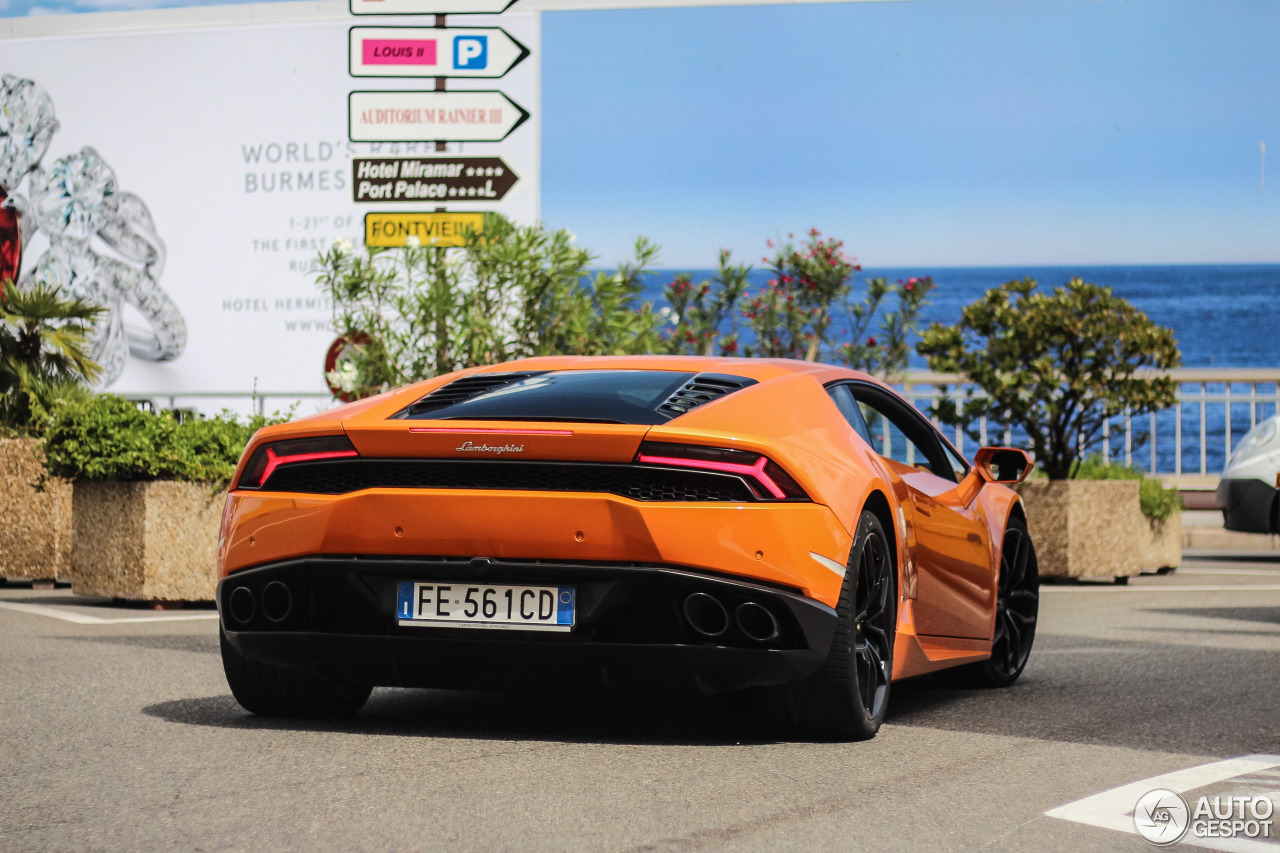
[350,91,530,143]
[351,0,520,16]
[350,27,530,79]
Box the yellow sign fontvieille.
[364,212,484,248]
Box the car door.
[838,383,995,640]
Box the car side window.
[851,386,958,483]
[941,440,969,480]
[827,384,873,445]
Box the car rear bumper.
[1216,477,1278,534]
[218,557,838,694]
[217,490,853,608]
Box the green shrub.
[41,394,274,487]
[316,214,664,398]
[1072,454,1183,522]
[917,277,1181,479]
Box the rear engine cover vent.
[398,371,549,417]
[657,373,758,419]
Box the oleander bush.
[318,218,937,399]
[663,230,933,378]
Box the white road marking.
[1046,755,1280,852]
[0,601,219,625]
[1042,585,1280,593]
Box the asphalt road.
[3,553,1279,852]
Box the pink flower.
[867,337,877,346]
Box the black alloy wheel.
[772,509,896,740]
[852,517,895,717]
[989,517,1039,681]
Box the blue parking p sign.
[454,35,488,70]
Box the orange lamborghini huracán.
[216,356,1039,740]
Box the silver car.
[1218,414,1280,534]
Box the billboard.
[0,6,539,409]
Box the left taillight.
[635,441,809,501]
[235,435,359,490]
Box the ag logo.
[454,35,488,70]
[1134,789,1190,845]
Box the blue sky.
[6,0,1276,267]
[541,0,1279,266]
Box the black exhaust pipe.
[228,586,255,624]
[736,601,780,643]
[261,581,293,623]
[683,593,729,638]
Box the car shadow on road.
[886,631,1280,756]
[142,685,784,747]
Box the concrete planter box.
[1014,480,1145,580]
[71,480,225,602]
[0,438,72,581]
[1141,512,1182,573]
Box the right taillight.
[236,435,358,490]
[635,441,809,501]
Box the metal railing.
[123,390,334,418]
[899,368,1280,478]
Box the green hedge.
[1072,455,1184,522]
[41,394,273,485]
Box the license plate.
[396,581,575,631]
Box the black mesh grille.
[657,373,758,419]
[262,458,760,502]
[399,371,548,417]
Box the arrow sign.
[352,156,518,203]
[349,90,529,143]
[351,0,518,16]
[350,27,529,79]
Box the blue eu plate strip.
[557,587,574,625]
[396,581,414,619]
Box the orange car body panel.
[218,355,1027,682]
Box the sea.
[635,263,1280,475]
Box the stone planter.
[1014,480,1145,580]
[0,438,72,581]
[71,480,226,602]
[1141,511,1182,573]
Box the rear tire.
[935,515,1039,688]
[220,626,372,718]
[772,510,895,740]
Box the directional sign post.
[364,211,484,247]
[349,90,529,143]
[353,156,518,202]
[351,0,518,16]
[350,27,529,78]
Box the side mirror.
[973,447,1033,484]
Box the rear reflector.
[635,441,808,501]
[236,435,359,490]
